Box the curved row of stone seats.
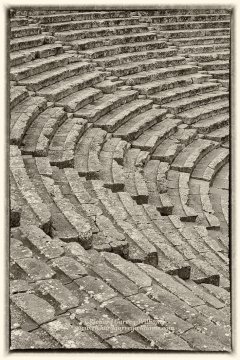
[132,117,192,155]
[137,8,231,16]
[41,17,144,34]
[148,81,221,106]
[149,10,230,85]
[188,148,229,230]
[10,33,56,53]
[77,38,168,60]
[55,24,149,43]
[133,71,211,94]
[161,91,228,116]
[10,146,51,233]
[151,125,198,163]
[10,53,77,81]
[10,86,28,109]
[47,115,89,168]
[170,138,219,173]
[71,32,158,52]
[204,126,229,142]
[37,70,106,103]
[10,41,63,68]
[9,230,230,350]
[88,98,153,133]
[191,112,229,134]
[113,108,167,142]
[210,164,229,231]
[74,89,138,122]
[167,170,198,222]
[29,11,135,24]
[22,106,67,156]
[150,13,229,24]
[74,127,108,179]
[63,168,128,255]
[10,25,41,39]
[176,98,229,125]
[10,16,29,28]
[99,139,129,192]
[17,58,95,92]
[10,94,47,145]
[191,147,229,184]
[20,155,89,242]
[122,148,149,205]
[144,160,173,215]
[120,63,198,87]
[91,180,228,286]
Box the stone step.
[10,25,41,39]
[149,82,220,105]
[52,185,93,249]
[42,317,107,349]
[167,170,198,221]
[190,51,229,62]
[10,53,76,81]
[151,127,197,163]
[31,11,133,24]
[133,73,211,95]
[10,146,51,233]
[107,56,186,77]
[200,60,229,71]
[10,17,29,27]
[141,9,231,15]
[164,27,230,39]
[10,86,28,109]
[121,64,198,86]
[180,43,229,54]
[55,87,102,112]
[170,35,230,46]
[178,100,229,124]
[71,32,157,50]
[144,160,173,214]
[205,126,229,142]
[80,40,167,59]
[22,107,67,156]
[74,89,138,122]
[132,118,182,153]
[49,118,88,168]
[10,43,64,67]
[151,13,230,23]
[91,181,158,265]
[162,91,228,115]
[158,20,230,31]
[10,96,47,145]
[75,127,107,179]
[42,18,144,33]
[94,99,153,132]
[191,148,229,183]
[55,24,149,42]
[113,108,167,141]
[191,113,229,133]
[95,47,176,68]
[18,61,94,91]
[171,139,218,173]
[208,69,229,80]
[122,167,149,205]
[10,35,55,52]
[38,71,106,102]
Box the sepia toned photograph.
[8,4,232,352]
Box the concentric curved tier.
[9,7,231,351]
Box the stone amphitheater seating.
[9,7,231,351]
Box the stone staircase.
[9,7,231,351]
